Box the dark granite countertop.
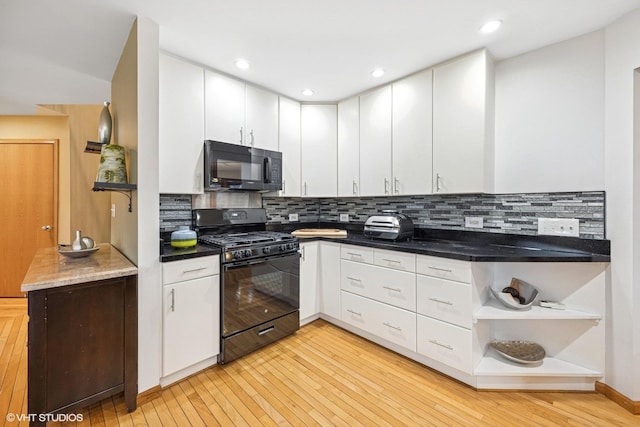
[160,242,221,262]
[269,222,611,263]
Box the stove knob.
[233,250,243,260]
[244,249,253,258]
[262,246,271,254]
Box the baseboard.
[596,381,640,414]
[136,385,161,406]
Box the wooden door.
[0,140,57,297]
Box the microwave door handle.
[264,157,271,183]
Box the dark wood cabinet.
[27,275,137,425]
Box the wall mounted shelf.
[92,182,137,212]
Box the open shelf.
[473,299,601,321]
[475,352,602,377]
[92,182,136,212]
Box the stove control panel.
[224,241,300,263]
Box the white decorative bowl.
[489,278,538,310]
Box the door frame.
[0,139,59,246]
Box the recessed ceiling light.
[302,89,314,96]
[235,59,250,70]
[371,68,385,78]
[480,20,502,34]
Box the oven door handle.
[224,259,267,270]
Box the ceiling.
[2,0,640,109]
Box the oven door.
[221,252,300,338]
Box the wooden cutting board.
[291,228,348,238]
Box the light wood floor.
[2,299,639,426]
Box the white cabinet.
[391,69,433,195]
[204,70,278,150]
[159,53,205,194]
[278,97,301,196]
[162,256,220,378]
[204,70,245,145]
[433,49,494,194]
[245,85,279,151]
[299,241,319,324]
[300,104,337,197]
[359,85,392,196]
[337,96,360,196]
[318,242,341,320]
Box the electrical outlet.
[339,213,349,222]
[111,203,116,218]
[288,213,299,222]
[538,218,579,237]
[465,217,483,229]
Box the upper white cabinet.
[433,49,494,194]
[337,96,360,197]
[300,104,338,197]
[204,70,245,145]
[278,97,301,196]
[359,85,392,196]
[159,53,205,194]
[204,70,279,150]
[392,69,433,195]
[245,85,279,151]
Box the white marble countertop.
[21,243,138,292]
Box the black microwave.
[203,140,282,191]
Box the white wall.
[110,17,162,394]
[494,31,605,193]
[604,8,640,401]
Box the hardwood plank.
[4,298,640,427]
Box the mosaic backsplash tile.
[161,191,606,239]
[262,191,606,239]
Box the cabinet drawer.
[374,249,416,272]
[416,275,471,329]
[341,260,416,311]
[341,291,416,352]
[341,245,374,264]
[162,256,220,285]
[417,315,472,374]
[416,255,471,283]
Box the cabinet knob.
[41,225,53,231]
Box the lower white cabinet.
[416,314,472,374]
[162,256,220,378]
[299,242,319,323]
[318,242,341,319]
[341,291,416,352]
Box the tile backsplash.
[161,191,606,239]
[262,191,606,239]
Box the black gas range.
[194,208,300,364]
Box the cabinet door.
[338,96,360,196]
[319,242,341,319]
[204,70,246,145]
[299,242,319,323]
[301,104,337,197]
[245,85,279,151]
[163,275,220,376]
[159,54,205,194]
[392,69,433,195]
[433,50,491,194]
[359,85,392,196]
[278,97,301,196]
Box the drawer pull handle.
[258,326,275,336]
[429,339,453,350]
[183,267,207,274]
[382,258,401,264]
[383,322,402,331]
[347,252,363,257]
[428,297,453,306]
[383,286,402,293]
[347,309,362,316]
[170,289,175,312]
[346,277,362,283]
[428,266,453,273]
